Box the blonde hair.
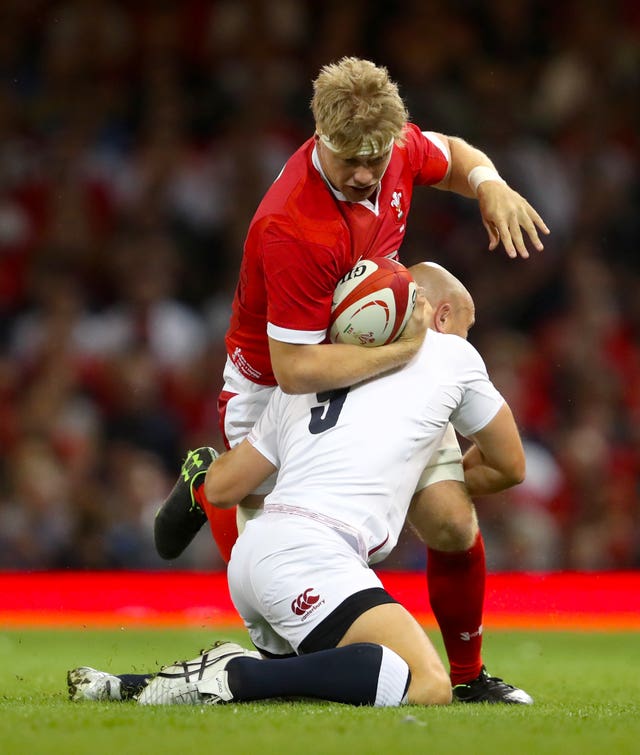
[311,57,408,158]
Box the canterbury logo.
[291,588,320,616]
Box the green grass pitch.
[0,628,638,755]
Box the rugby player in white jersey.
[68,263,530,707]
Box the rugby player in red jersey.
[155,57,548,703]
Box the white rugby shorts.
[227,512,384,656]
[219,357,277,495]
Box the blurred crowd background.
[0,0,638,573]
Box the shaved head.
[409,262,475,338]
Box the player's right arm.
[269,291,431,394]
[461,403,526,496]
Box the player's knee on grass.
[409,480,478,552]
[407,661,453,706]
[337,603,452,706]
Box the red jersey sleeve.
[402,123,450,186]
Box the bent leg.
[338,603,451,705]
[409,480,485,685]
[227,642,410,706]
[409,479,478,552]
[227,515,450,706]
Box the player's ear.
[433,302,451,333]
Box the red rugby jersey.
[225,123,449,385]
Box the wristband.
[467,166,506,195]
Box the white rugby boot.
[137,641,260,706]
[67,667,122,701]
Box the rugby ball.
[329,258,417,346]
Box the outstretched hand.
[477,181,550,259]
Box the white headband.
[318,133,395,157]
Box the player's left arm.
[462,402,526,496]
[203,439,276,509]
[432,133,550,259]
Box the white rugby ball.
[329,258,417,346]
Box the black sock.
[117,673,154,700]
[226,643,388,705]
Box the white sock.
[374,645,411,707]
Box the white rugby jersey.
[247,329,504,564]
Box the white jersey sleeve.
[447,338,504,437]
[246,389,283,468]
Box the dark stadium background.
[0,0,638,576]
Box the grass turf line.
[0,628,638,755]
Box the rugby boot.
[154,447,218,559]
[453,666,533,704]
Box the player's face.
[317,141,393,203]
